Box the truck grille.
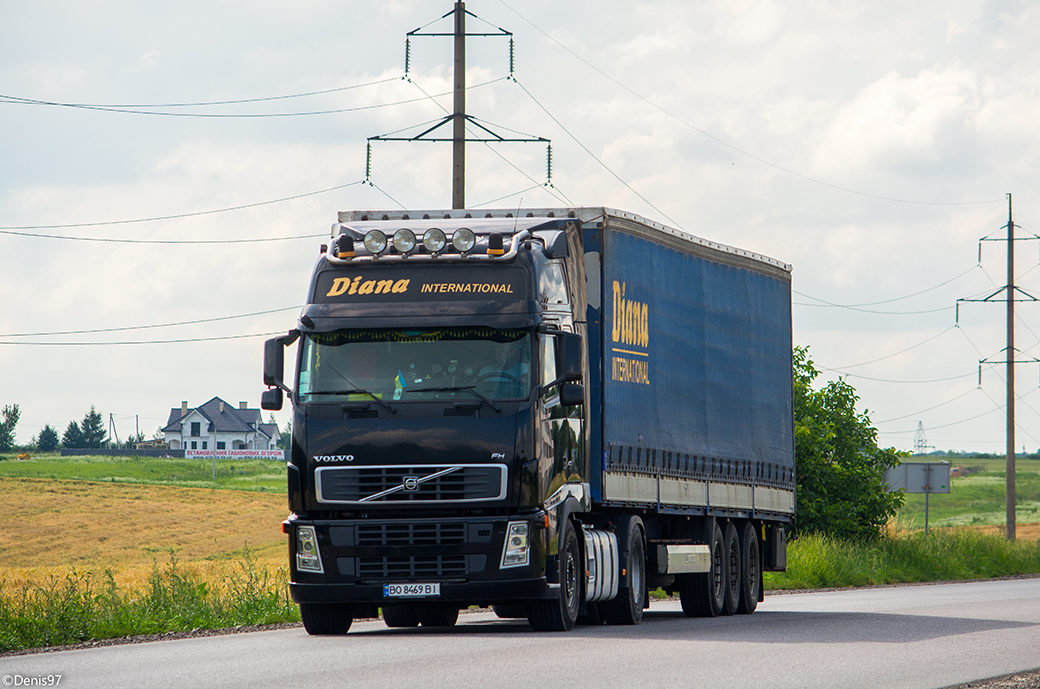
[315,464,507,504]
[358,555,468,578]
[357,523,466,547]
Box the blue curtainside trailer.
[263,207,794,634]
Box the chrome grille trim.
[314,463,508,504]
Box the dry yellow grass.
[0,477,289,594]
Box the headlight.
[452,227,476,253]
[296,525,324,573]
[500,521,530,569]
[363,230,388,254]
[392,228,416,253]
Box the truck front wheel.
[300,603,354,635]
[527,519,581,632]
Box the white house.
[162,397,279,452]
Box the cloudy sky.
[2,0,1038,453]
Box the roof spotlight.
[363,230,388,254]
[452,227,476,253]
[423,228,447,253]
[392,228,416,254]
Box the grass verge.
[766,528,1040,590]
[0,555,298,654]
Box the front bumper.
[286,513,552,605]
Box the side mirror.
[559,382,584,407]
[554,332,583,382]
[261,388,284,411]
[263,337,285,388]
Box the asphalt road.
[4,578,1040,689]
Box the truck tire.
[382,604,420,628]
[679,521,725,618]
[300,603,354,635]
[722,521,741,616]
[601,515,645,625]
[417,606,459,627]
[737,521,761,615]
[527,519,581,632]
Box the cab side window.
[539,261,569,307]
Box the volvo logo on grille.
[403,476,420,492]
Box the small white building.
[162,397,279,452]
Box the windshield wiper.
[309,388,396,414]
[403,385,502,413]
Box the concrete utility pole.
[1006,194,1016,541]
[452,0,466,209]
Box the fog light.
[500,521,530,569]
[363,230,388,254]
[452,227,476,253]
[296,525,324,573]
[392,228,416,253]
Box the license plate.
[383,583,440,598]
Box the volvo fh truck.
[262,207,795,634]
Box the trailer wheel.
[527,519,581,632]
[417,606,459,628]
[737,521,761,614]
[299,603,354,635]
[602,515,645,625]
[722,521,741,616]
[679,521,725,618]
[382,604,420,628]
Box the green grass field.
[0,453,284,492]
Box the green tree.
[37,424,60,452]
[80,406,107,449]
[793,346,905,540]
[0,404,21,452]
[62,420,84,449]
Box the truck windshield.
[298,328,533,403]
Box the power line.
[496,0,1002,207]
[0,180,367,237]
[827,324,958,370]
[0,306,302,338]
[0,332,283,346]
[0,75,402,109]
[511,76,678,227]
[818,368,979,384]
[0,77,508,118]
[793,265,980,309]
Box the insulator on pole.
[405,38,411,77]
[978,242,982,264]
[979,364,982,387]
[546,144,553,185]
[365,141,372,180]
[509,38,515,76]
[955,301,960,324]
